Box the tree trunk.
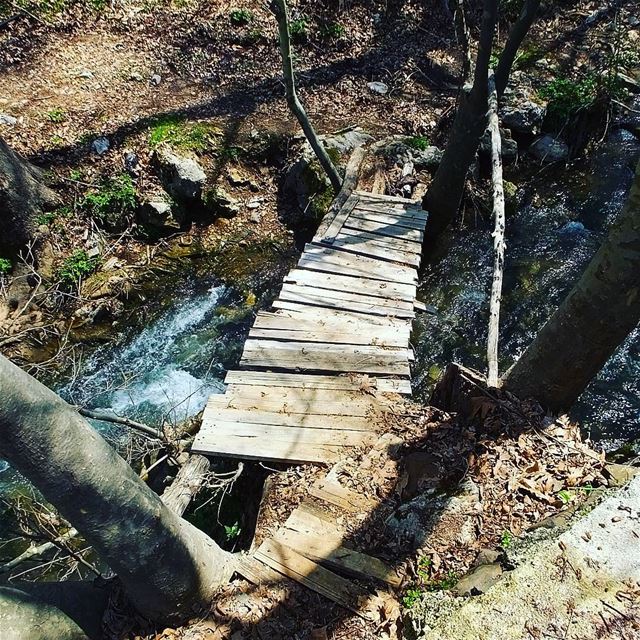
[502,160,640,412]
[0,137,60,257]
[494,0,542,98]
[0,354,232,623]
[422,0,498,236]
[270,0,342,192]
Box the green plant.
[149,115,220,152]
[229,8,252,25]
[539,77,597,120]
[500,529,513,548]
[289,16,308,42]
[417,556,431,580]
[320,21,345,39]
[82,173,137,230]
[0,258,12,275]
[57,250,98,286]
[46,107,66,123]
[402,587,422,608]
[223,521,241,542]
[558,489,574,504]
[405,136,431,151]
[37,205,73,226]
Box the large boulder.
[529,135,569,163]
[152,146,206,202]
[138,190,183,233]
[202,188,241,219]
[500,99,546,136]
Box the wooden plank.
[274,528,402,587]
[278,283,415,317]
[192,435,344,464]
[236,554,284,585]
[284,504,345,538]
[255,539,375,619]
[202,406,382,430]
[285,269,417,301]
[337,227,423,252]
[249,327,407,347]
[343,217,424,242]
[196,421,374,447]
[206,393,392,417]
[223,371,413,395]
[260,304,412,330]
[310,478,376,512]
[354,190,420,206]
[314,193,358,241]
[350,209,426,231]
[352,202,429,221]
[298,253,415,284]
[272,299,415,325]
[314,193,359,243]
[323,237,421,267]
[303,244,417,284]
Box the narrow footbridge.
[192,190,428,465]
[192,189,429,616]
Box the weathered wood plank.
[314,193,359,243]
[274,528,402,587]
[271,299,414,323]
[342,217,424,242]
[202,407,382,430]
[354,190,420,205]
[353,202,428,221]
[310,477,377,512]
[223,371,412,394]
[236,554,284,585]
[323,237,421,267]
[337,226,423,252]
[350,209,426,230]
[249,327,407,347]
[297,253,415,284]
[285,268,417,300]
[255,539,375,619]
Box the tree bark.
[270,0,342,192]
[422,0,498,236]
[486,71,506,387]
[502,160,640,412]
[0,137,60,257]
[0,354,232,623]
[494,0,542,97]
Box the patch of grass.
[82,173,137,230]
[149,115,220,152]
[229,8,252,26]
[320,21,345,39]
[0,258,12,275]
[57,250,98,286]
[36,205,73,226]
[46,107,66,123]
[405,135,431,151]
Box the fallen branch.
[0,528,78,576]
[486,70,506,387]
[77,407,162,439]
[160,454,210,516]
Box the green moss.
[405,136,431,151]
[82,173,137,230]
[149,115,221,152]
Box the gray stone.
[529,135,569,163]
[123,150,140,177]
[153,146,207,201]
[367,81,389,95]
[321,129,373,154]
[500,100,546,135]
[91,136,110,155]
[150,74,161,86]
[138,193,183,232]
[129,71,144,82]
[77,69,94,79]
[249,211,261,224]
[453,563,503,596]
[0,114,17,126]
[204,188,241,218]
[479,130,518,165]
[411,146,443,170]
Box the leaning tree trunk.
[0,355,232,624]
[270,0,342,191]
[422,0,498,236]
[502,160,640,412]
[0,137,60,257]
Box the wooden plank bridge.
[192,189,429,618]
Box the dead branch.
[77,407,162,439]
[486,70,506,387]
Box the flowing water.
[413,122,640,449]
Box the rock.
[138,191,183,232]
[153,146,206,202]
[77,69,94,79]
[374,138,442,170]
[479,129,518,165]
[320,128,373,154]
[529,135,569,163]
[500,100,546,135]
[0,113,17,126]
[558,221,588,236]
[453,563,503,596]
[91,136,110,155]
[227,169,247,186]
[246,199,261,209]
[203,188,241,218]
[411,146,443,170]
[249,211,261,224]
[604,463,639,487]
[473,548,502,567]
[129,71,144,82]
[367,81,389,95]
[123,150,140,177]
[503,180,519,216]
[150,74,161,86]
